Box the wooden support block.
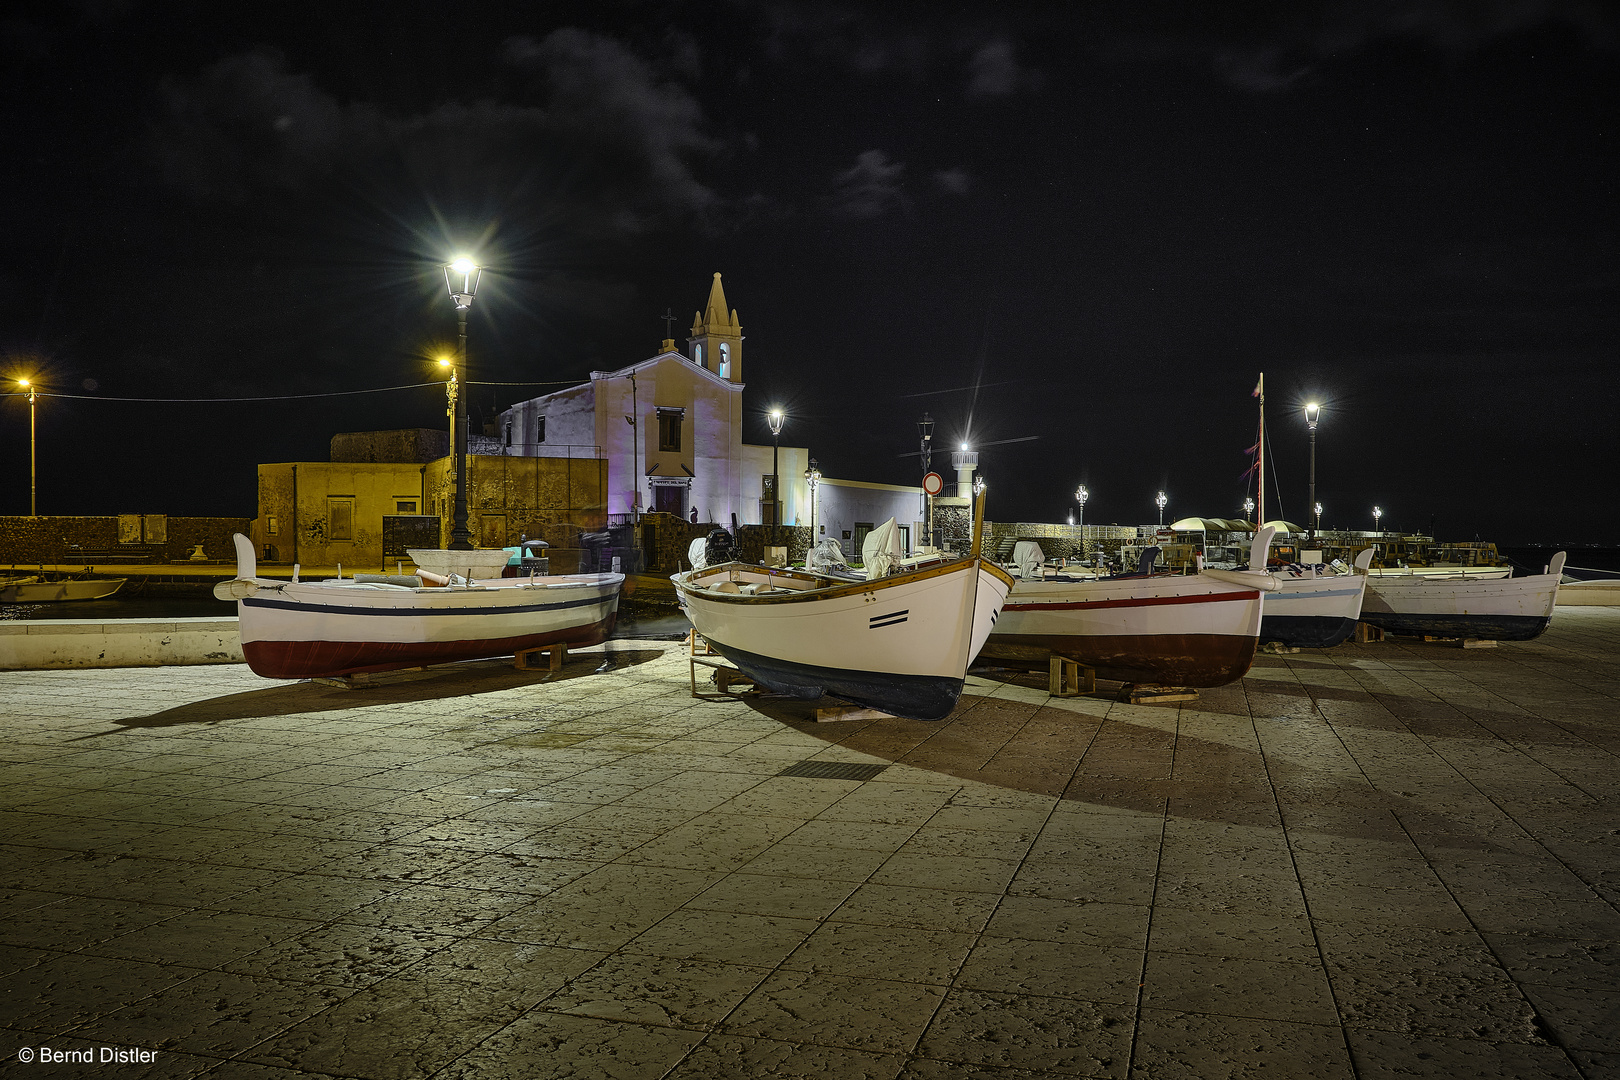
[689,655,759,698]
[815,706,892,723]
[1119,684,1199,705]
[1049,656,1090,697]
[1461,638,1498,649]
[313,674,373,689]
[1354,622,1385,643]
[513,643,567,671]
[686,629,716,656]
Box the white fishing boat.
[1259,550,1373,648]
[0,575,127,604]
[1358,553,1564,641]
[672,519,1014,721]
[979,529,1280,688]
[215,534,624,680]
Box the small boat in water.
[673,519,1014,721]
[1259,550,1373,649]
[979,529,1280,688]
[215,534,624,680]
[1358,553,1564,641]
[0,574,127,604]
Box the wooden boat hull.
[1259,574,1367,649]
[675,557,1013,721]
[0,577,126,604]
[982,574,1266,687]
[1359,567,1561,641]
[236,578,623,680]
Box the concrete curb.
[0,617,243,670]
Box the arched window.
[718,342,730,378]
[693,343,704,367]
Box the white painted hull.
[0,577,126,604]
[1259,572,1367,648]
[982,572,1268,687]
[674,558,1014,720]
[1361,570,1561,640]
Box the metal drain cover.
[778,760,889,781]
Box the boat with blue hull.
[673,543,1014,722]
[1258,550,1372,649]
[1358,553,1564,641]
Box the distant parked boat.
[673,518,1014,721]
[980,528,1280,688]
[0,575,126,604]
[216,534,623,680]
[1359,553,1564,641]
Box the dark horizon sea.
[1502,546,1620,578]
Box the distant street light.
[443,258,482,550]
[16,378,36,517]
[1075,484,1089,529]
[1304,402,1320,543]
[767,408,784,526]
[804,457,822,544]
[1243,496,1255,520]
[1155,490,1168,527]
[1373,505,1383,533]
[1315,501,1323,532]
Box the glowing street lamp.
[767,408,784,525]
[1155,490,1168,527]
[1304,402,1320,542]
[1314,501,1323,532]
[442,257,482,550]
[1075,484,1089,529]
[16,378,36,517]
[1373,505,1383,533]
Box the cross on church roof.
[661,307,676,340]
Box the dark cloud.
[964,39,1036,98]
[829,149,908,219]
[933,168,972,195]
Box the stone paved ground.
[1,610,1617,1079]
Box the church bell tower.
[687,272,743,383]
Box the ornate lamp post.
[1315,501,1323,533]
[1155,490,1168,527]
[1373,505,1383,533]
[767,408,784,525]
[1304,402,1320,543]
[443,258,481,550]
[1075,484,1088,529]
[16,378,36,517]
[804,457,821,545]
[918,413,935,545]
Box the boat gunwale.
[676,557,1012,605]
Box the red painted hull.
[242,612,616,680]
[979,631,1257,688]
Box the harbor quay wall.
[0,618,243,670]
[0,516,254,567]
[981,521,1141,561]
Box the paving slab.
[1,609,1617,1077]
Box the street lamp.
[1155,490,1167,527]
[1304,402,1320,543]
[767,408,784,526]
[803,457,821,545]
[1075,484,1088,529]
[443,258,482,550]
[1315,501,1323,533]
[16,378,36,517]
[1373,505,1383,533]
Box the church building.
[498,273,808,527]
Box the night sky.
[1,2,1614,544]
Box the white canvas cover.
[861,518,903,580]
[687,538,709,571]
[1012,540,1045,579]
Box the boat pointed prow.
[214,533,265,600]
[1548,551,1567,578]
[1248,526,1277,571]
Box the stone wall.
[981,521,1140,563]
[0,517,254,565]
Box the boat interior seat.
[709,581,741,594]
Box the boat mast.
[1256,372,1265,528]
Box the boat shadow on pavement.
[84,647,667,733]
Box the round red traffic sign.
[923,471,944,496]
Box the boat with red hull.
[980,528,1279,688]
[215,534,623,680]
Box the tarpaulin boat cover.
[1012,540,1045,579]
[809,538,852,576]
[687,538,709,571]
[862,518,903,580]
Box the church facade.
[499,273,815,529]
